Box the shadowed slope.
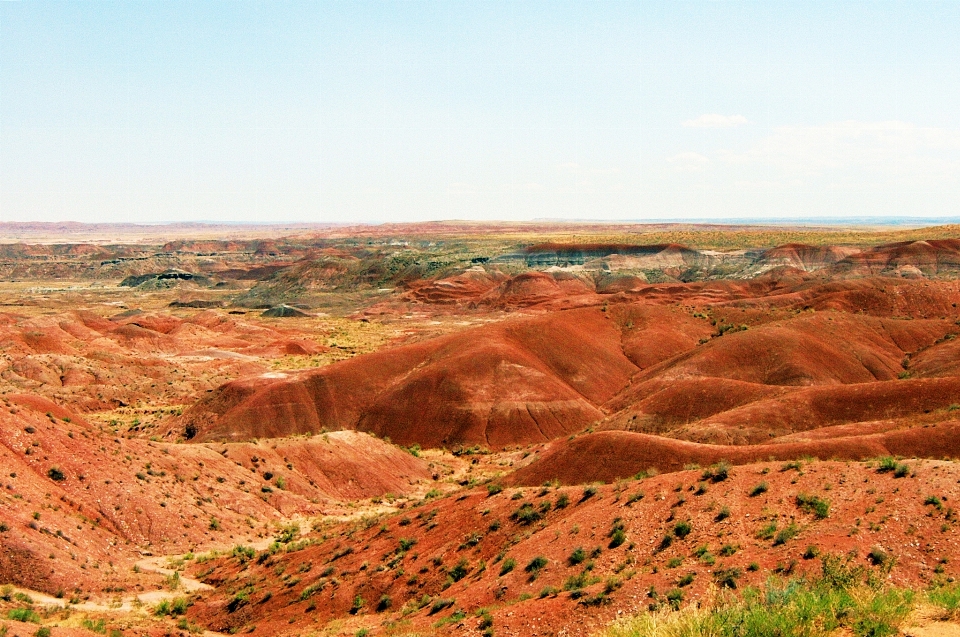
[509,423,960,485]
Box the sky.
[2,1,960,225]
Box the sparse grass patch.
[796,493,831,518]
[604,559,916,637]
[701,461,731,483]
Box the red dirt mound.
[0,394,428,595]
[602,377,785,433]
[476,271,596,308]
[508,423,960,485]
[744,278,960,318]
[639,312,950,387]
[181,306,643,447]
[404,267,508,304]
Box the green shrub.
[232,545,256,563]
[749,481,768,497]
[448,558,469,582]
[701,461,731,483]
[47,467,65,482]
[876,456,898,473]
[499,558,516,576]
[756,521,777,540]
[796,493,831,518]
[568,547,587,566]
[510,503,541,525]
[525,556,548,578]
[555,493,570,508]
[774,523,800,546]
[8,608,40,623]
[609,528,627,549]
[429,598,455,614]
[350,595,365,614]
[925,495,944,511]
[713,567,742,589]
[673,520,692,539]
[868,546,894,569]
[81,618,107,634]
[665,588,684,610]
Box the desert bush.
[526,556,548,579]
[796,493,831,518]
[429,598,455,614]
[749,481,768,497]
[510,503,541,525]
[568,547,587,566]
[774,523,800,546]
[7,608,40,623]
[701,461,731,483]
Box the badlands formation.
[3,221,960,635]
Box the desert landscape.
[2,221,960,636]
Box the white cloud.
[682,114,749,129]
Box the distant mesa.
[495,242,713,269]
[168,299,227,308]
[261,304,311,318]
[757,243,859,271]
[834,239,960,277]
[120,269,214,289]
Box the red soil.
[180,305,710,447]
[509,423,960,486]
[0,395,428,596]
[185,458,960,637]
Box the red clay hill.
[182,271,960,454]
[0,393,429,596]
[179,305,712,447]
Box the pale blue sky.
[2,1,960,224]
